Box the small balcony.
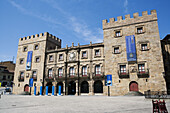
[137,69,149,78]
[45,75,54,81]
[80,73,90,79]
[56,74,65,80]
[18,76,24,82]
[92,72,104,79]
[67,73,78,79]
[30,75,37,81]
[118,70,129,78]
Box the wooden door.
[24,85,29,92]
[130,82,138,91]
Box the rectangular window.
[82,66,87,76]
[138,64,145,73]
[115,31,121,37]
[35,57,40,63]
[8,75,10,79]
[58,68,63,77]
[59,54,63,60]
[95,65,101,75]
[82,51,87,58]
[95,50,100,56]
[48,69,53,77]
[23,46,27,52]
[3,75,6,80]
[20,58,24,64]
[34,44,39,50]
[32,71,37,78]
[69,67,75,76]
[137,27,143,34]
[20,72,24,80]
[141,44,148,50]
[114,47,119,53]
[120,65,126,73]
[49,55,53,62]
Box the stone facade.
[161,34,170,93]
[103,10,166,95]
[13,10,167,96]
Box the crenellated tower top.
[102,10,157,30]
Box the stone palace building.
[13,10,168,96]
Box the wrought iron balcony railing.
[18,76,24,82]
[118,70,129,78]
[137,69,149,78]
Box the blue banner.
[107,75,112,86]
[26,51,33,70]
[29,78,33,87]
[125,35,137,61]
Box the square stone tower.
[13,32,61,94]
[103,10,166,95]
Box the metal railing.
[137,69,149,78]
[144,91,170,99]
[118,70,129,78]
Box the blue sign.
[107,75,112,86]
[26,51,33,70]
[29,78,33,87]
[125,35,137,61]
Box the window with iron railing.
[137,27,143,34]
[95,65,101,76]
[138,64,145,73]
[48,69,53,78]
[141,44,148,51]
[82,66,87,76]
[120,65,126,74]
[58,68,63,77]
[32,71,37,79]
[69,67,75,76]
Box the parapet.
[102,10,157,30]
[19,32,62,44]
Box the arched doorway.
[68,81,76,95]
[94,80,103,93]
[46,82,52,93]
[24,84,29,92]
[81,81,89,93]
[56,82,63,93]
[129,81,139,91]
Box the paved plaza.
[0,95,169,113]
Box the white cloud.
[124,0,128,13]
[8,0,64,26]
[9,0,103,43]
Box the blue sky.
[0,0,170,62]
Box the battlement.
[19,32,61,43]
[102,10,157,29]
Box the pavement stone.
[0,95,169,113]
